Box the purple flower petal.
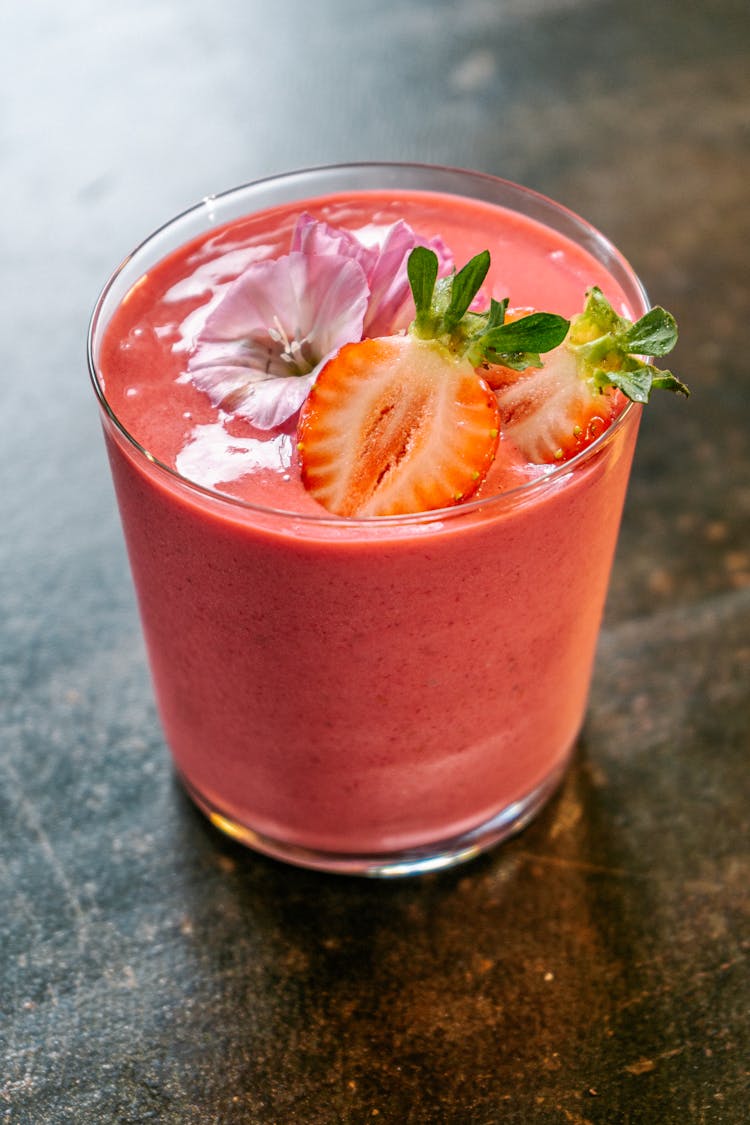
[292,253,368,359]
[188,251,368,427]
[195,251,368,358]
[291,212,376,274]
[292,213,453,336]
[365,226,454,336]
[189,363,317,430]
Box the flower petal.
[291,213,453,336]
[291,212,377,274]
[190,364,317,429]
[228,371,317,430]
[187,251,368,427]
[195,252,367,349]
[365,224,453,336]
[294,253,368,358]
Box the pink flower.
[187,251,368,429]
[292,213,451,337]
[187,214,452,429]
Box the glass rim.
[87,160,648,528]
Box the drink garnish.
[185,215,687,512]
[296,248,569,517]
[297,333,501,517]
[185,215,451,429]
[489,286,689,463]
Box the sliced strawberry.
[494,341,623,464]
[492,285,688,465]
[297,335,500,517]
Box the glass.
[88,163,647,876]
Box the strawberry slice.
[494,288,688,464]
[298,335,500,517]
[494,343,623,463]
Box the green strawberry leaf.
[405,252,688,408]
[408,246,439,335]
[649,368,690,395]
[604,364,688,402]
[623,307,678,357]
[572,289,688,402]
[406,247,569,366]
[443,251,490,331]
[486,297,509,331]
[479,312,570,356]
[600,366,655,403]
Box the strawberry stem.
[568,288,688,403]
[406,247,569,366]
[405,252,687,406]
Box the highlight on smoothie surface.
[106,200,688,519]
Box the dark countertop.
[2,1,748,1121]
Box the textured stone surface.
[1,1,749,1121]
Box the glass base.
[180,759,569,877]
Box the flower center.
[268,316,317,377]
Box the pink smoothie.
[93,184,643,865]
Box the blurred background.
[2,1,748,1121]
[4,0,748,633]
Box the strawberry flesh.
[494,341,623,464]
[298,335,500,517]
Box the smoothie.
[89,168,672,873]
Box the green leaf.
[432,275,453,318]
[583,286,620,333]
[650,368,690,396]
[487,352,544,373]
[479,312,570,356]
[623,307,678,356]
[407,247,439,328]
[568,287,688,402]
[405,247,569,368]
[603,366,654,403]
[603,364,690,403]
[443,251,491,331]
[485,297,508,331]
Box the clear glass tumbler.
[88,164,648,875]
